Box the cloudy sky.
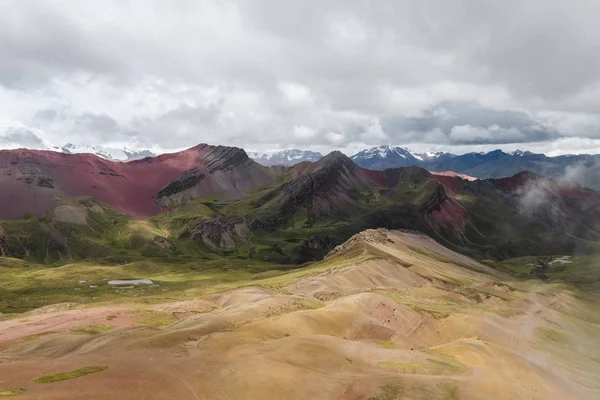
[2,0,600,156]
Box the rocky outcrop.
[304,235,338,250]
[152,236,170,248]
[156,168,206,201]
[419,184,448,214]
[204,146,250,174]
[0,227,6,257]
[36,177,55,188]
[190,216,251,252]
[155,146,277,208]
[326,229,391,258]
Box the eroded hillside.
[1,229,598,399]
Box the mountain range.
[3,142,600,399]
[4,142,600,190]
[349,145,453,169]
[2,143,600,266]
[60,143,156,161]
[252,145,600,191]
[247,149,323,166]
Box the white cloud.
[279,82,313,105]
[326,131,345,144]
[293,125,316,139]
[0,0,600,154]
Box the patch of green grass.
[368,384,401,400]
[411,383,459,400]
[435,273,477,286]
[70,324,114,335]
[379,355,467,375]
[495,308,525,318]
[134,310,178,327]
[379,291,454,319]
[536,326,569,343]
[0,389,24,396]
[497,255,600,287]
[34,366,108,383]
[379,361,421,373]
[263,298,323,318]
[439,383,459,400]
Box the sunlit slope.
[1,229,599,399]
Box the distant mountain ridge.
[60,143,156,161]
[349,146,600,190]
[349,145,454,170]
[248,149,323,166]
[4,139,600,188]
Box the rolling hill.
[1,229,599,399]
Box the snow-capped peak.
[60,143,155,161]
[249,149,323,166]
[351,145,425,161]
[511,149,530,157]
[416,151,446,160]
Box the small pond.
[107,279,153,285]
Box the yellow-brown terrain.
[1,229,599,399]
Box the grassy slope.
[2,162,600,270]
[0,254,301,314]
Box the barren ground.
[1,230,599,399]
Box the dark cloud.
[380,102,558,145]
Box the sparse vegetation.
[536,326,569,343]
[34,366,108,383]
[0,389,24,397]
[70,324,114,335]
[378,357,467,375]
[439,383,459,400]
[134,310,178,327]
[368,384,401,400]
[375,340,398,349]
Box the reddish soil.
[430,170,478,181]
[0,144,272,219]
[429,195,471,236]
[430,171,477,194]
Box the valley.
[4,2,600,398]
[1,145,600,399]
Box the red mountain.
[0,144,276,219]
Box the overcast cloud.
[2,0,600,155]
